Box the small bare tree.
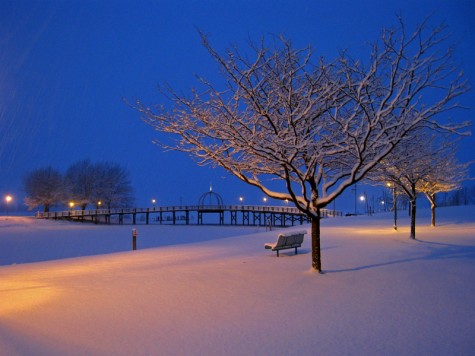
[24,166,64,212]
[65,159,134,210]
[418,141,471,227]
[64,159,97,210]
[370,131,470,237]
[93,161,134,209]
[370,131,438,238]
[134,18,468,271]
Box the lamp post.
[239,196,243,205]
[387,183,397,230]
[152,199,156,207]
[69,201,74,214]
[352,183,357,215]
[359,193,369,215]
[5,195,12,219]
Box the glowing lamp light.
[69,202,74,209]
[359,195,365,202]
[5,195,13,219]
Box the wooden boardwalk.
[35,205,342,227]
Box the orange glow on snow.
[0,264,102,316]
[0,279,60,316]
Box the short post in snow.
[265,216,272,231]
[132,228,138,250]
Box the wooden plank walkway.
[35,205,342,227]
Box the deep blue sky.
[1,0,474,213]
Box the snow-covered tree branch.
[134,18,469,271]
[417,140,471,227]
[368,130,470,238]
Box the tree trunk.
[311,208,322,272]
[430,194,436,227]
[410,200,416,239]
[410,184,417,239]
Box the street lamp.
[352,183,357,215]
[239,196,243,204]
[152,199,156,207]
[5,195,12,219]
[387,182,397,230]
[69,201,74,212]
[359,193,369,215]
[263,197,267,204]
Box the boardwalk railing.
[36,205,342,227]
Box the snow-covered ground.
[1,206,474,355]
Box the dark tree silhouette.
[24,166,64,212]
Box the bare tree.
[134,18,468,272]
[24,166,64,212]
[370,131,438,238]
[93,161,134,209]
[370,130,470,237]
[64,159,96,210]
[65,159,135,210]
[418,141,471,227]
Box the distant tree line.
[24,159,134,212]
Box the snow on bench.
[264,230,307,257]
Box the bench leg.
[295,247,298,254]
[276,250,279,257]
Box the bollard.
[132,228,138,250]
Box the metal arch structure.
[197,186,224,207]
[197,186,225,224]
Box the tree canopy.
[135,18,469,271]
[24,166,64,212]
[24,160,134,212]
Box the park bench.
[264,230,307,257]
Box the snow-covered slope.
[1,206,474,355]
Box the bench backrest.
[276,231,306,247]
